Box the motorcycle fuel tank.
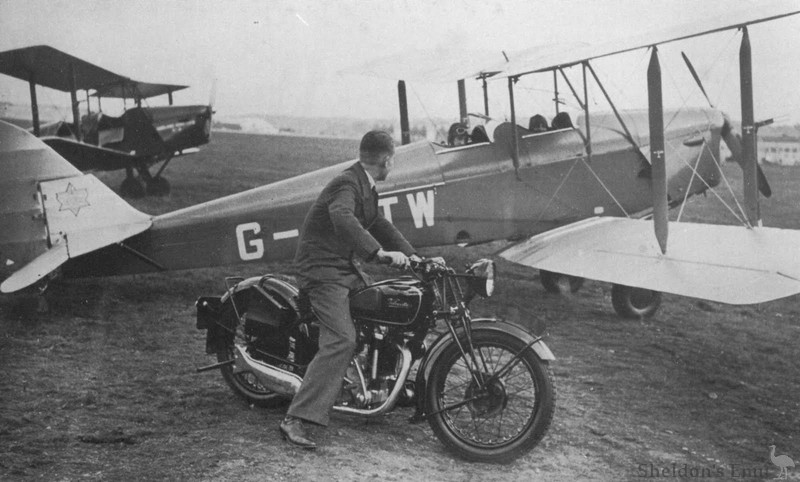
[350,277,433,327]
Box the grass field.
[2,131,800,481]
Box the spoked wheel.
[216,345,289,408]
[425,330,555,464]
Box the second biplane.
[0,45,213,197]
[1,2,799,320]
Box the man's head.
[448,122,469,146]
[359,130,395,181]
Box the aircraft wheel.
[146,177,171,196]
[539,270,584,294]
[120,176,146,198]
[611,284,662,319]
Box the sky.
[2,0,800,125]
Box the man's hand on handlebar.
[376,249,411,269]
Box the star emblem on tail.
[56,183,90,216]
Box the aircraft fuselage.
[62,108,724,278]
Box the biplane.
[0,45,213,197]
[2,2,800,320]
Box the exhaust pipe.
[232,343,413,417]
[232,345,302,397]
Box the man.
[280,130,419,449]
[447,122,470,146]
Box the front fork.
[410,319,555,422]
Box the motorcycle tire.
[216,346,290,408]
[425,330,555,464]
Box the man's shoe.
[279,416,316,449]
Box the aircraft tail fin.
[0,120,152,293]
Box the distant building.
[719,129,800,166]
[759,134,800,165]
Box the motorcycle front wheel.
[425,330,555,464]
[216,346,289,408]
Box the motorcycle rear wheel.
[425,330,555,464]
[216,346,289,408]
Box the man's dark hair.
[359,130,394,165]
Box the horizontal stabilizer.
[499,217,800,305]
[1,174,152,293]
[0,242,68,293]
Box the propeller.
[681,52,772,198]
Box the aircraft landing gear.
[142,156,172,196]
[539,270,584,294]
[144,174,171,196]
[611,284,662,319]
[118,165,171,197]
[120,167,146,198]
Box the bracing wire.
[578,155,631,218]
[663,131,750,227]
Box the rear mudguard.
[219,275,299,311]
[412,318,555,420]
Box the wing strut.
[480,74,490,116]
[553,70,560,114]
[507,76,521,178]
[397,80,410,145]
[582,62,592,164]
[68,63,82,142]
[647,46,668,254]
[585,62,642,155]
[457,79,468,125]
[28,74,40,136]
[740,26,760,226]
[558,68,585,111]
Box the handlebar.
[375,252,447,274]
[408,257,447,274]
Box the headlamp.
[466,259,495,298]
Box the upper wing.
[0,45,121,92]
[499,0,800,78]
[345,0,799,83]
[0,45,186,98]
[93,80,188,99]
[499,217,800,305]
[41,136,141,171]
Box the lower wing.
[499,217,800,305]
[41,136,142,172]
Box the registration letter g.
[236,222,264,261]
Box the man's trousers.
[286,283,356,426]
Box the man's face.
[375,152,394,181]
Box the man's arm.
[328,184,382,259]
[369,216,415,256]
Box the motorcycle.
[195,258,556,463]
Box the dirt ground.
[2,132,800,481]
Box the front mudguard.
[412,318,555,421]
